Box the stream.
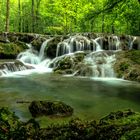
[0,73,140,125]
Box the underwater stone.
[29,100,74,118]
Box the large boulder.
[53,52,86,75]
[0,42,28,59]
[31,37,47,52]
[114,50,140,82]
[29,100,74,118]
[45,36,62,58]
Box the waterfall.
[39,38,52,60]
[1,34,138,78]
[17,44,40,65]
[84,51,116,77]
[130,36,137,50]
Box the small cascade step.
[0,34,139,77]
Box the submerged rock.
[29,100,74,118]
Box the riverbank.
[1,107,140,140]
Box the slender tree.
[18,0,21,32]
[31,0,35,32]
[5,0,10,32]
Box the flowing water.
[0,34,140,125]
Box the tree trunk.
[31,0,35,32]
[36,0,41,32]
[102,14,105,33]
[5,0,10,32]
[18,0,21,32]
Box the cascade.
[0,34,138,77]
[17,44,40,65]
[39,38,52,60]
[130,37,137,50]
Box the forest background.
[0,0,140,35]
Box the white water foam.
[0,35,122,78]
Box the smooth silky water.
[0,73,140,127]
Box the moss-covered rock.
[29,100,74,118]
[31,37,47,52]
[46,36,62,58]
[37,118,96,140]
[0,107,40,140]
[12,119,40,140]
[96,109,140,140]
[53,52,86,75]
[0,42,28,59]
[114,50,140,82]
[0,107,20,140]
[121,127,140,140]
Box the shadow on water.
[0,74,140,122]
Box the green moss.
[121,127,140,140]
[0,107,21,140]
[0,42,27,59]
[114,50,140,82]
[1,107,140,139]
[124,50,140,65]
[29,100,74,118]
[53,52,85,75]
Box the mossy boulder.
[121,127,140,140]
[114,50,140,82]
[96,109,140,140]
[74,63,93,77]
[0,42,28,59]
[46,36,62,58]
[37,118,96,140]
[31,37,47,52]
[53,52,85,75]
[0,107,20,139]
[29,100,74,118]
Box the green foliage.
[0,42,26,58]
[1,107,140,139]
[124,50,140,65]
[0,0,139,34]
[121,128,140,140]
